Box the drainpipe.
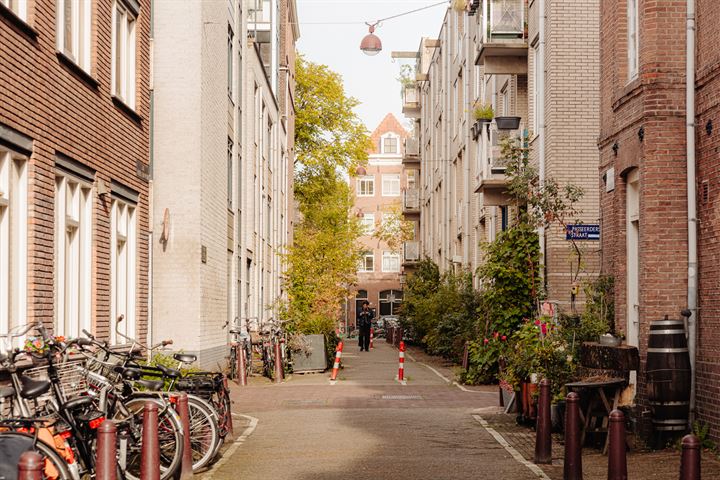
[538,0,546,286]
[463,12,471,267]
[686,0,698,424]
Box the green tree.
[280,57,372,337]
[295,55,372,172]
[372,203,415,253]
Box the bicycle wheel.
[0,431,73,480]
[186,395,221,470]
[244,341,253,379]
[118,397,183,480]
[228,346,237,381]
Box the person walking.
[357,301,374,352]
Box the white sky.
[295,0,448,132]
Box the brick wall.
[0,0,150,339]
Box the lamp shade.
[360,26,382,55]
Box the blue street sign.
[566,224,600,241]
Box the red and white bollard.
[370,328,374,350]
[329,341,344,382]
[397,341,406,384]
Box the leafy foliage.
[472,101,494,120]
[581,274,615,334]
[372,203,415,253]
[460,333,510,385]
[295,56,373,172]
[397,64,416,97]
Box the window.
[357,175,374,196]
[55,174,92,339]
[228,26,234,98]
[406,169,417,190]
[359,251,374,272]
[360,213,375,235]
[500,205,509,231]
[110,198,136,344]
[382,136,398,154]
[379,290,403,316]
[227,138,233,210]
[56,0,92,71]
[382,174,400,197]
[0,150,27,337]
[382,251,400,272]
[627,0,639,80]
[2,0,27,22]
[112,0,137,108]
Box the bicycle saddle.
[173,353,197,364]
[155,364,181,378]
[63,396,93,411]
[134,379,165,391]
[229,328,244,335]
[19,376,51,399]
[0,386,15,398]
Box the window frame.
[110,196,137,344]
[54,172,92,339]
[1,0,28,22]
[627,0,639,81]
[381,251,400,273]
[381,174,401,197]
[359,251,374,273]
[56,0,92,72]
[360,212,375,235]
[111,0,137,109]
[356,175,375,197]
[381,135,398,154]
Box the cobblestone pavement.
[201,341,720,479]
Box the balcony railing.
[404,136,419,160]
[404,241,420,263]
[402,87,421,118]
[403,188,420,212]
[477,0,527,74]
[482,0,524,42]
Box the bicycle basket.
[84,353,125,390]
[23,361,88,405]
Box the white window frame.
[357,175,375,197]
[359,251,374,273]
[56,0,92,72]
[360,213,375,235]
[627,0,639,81]
[112,0,137,109]
[381,134,399,154]
[0,150,27,339]
[381,174,400,197]
[1,0,27,21]
[381,251,400,273]
[110,197,137,344]
[55,173,92,339]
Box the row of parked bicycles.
[226,318,290,382]
[0,317,233,480]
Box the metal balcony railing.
[404,137,419,157]
[403,188,420,211]
[404,241,420,262]
[480,0,525,43]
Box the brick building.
[348,114,409,330]
[0,0,151,341]
[599,0,720,438]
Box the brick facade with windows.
[600,0,720,439]
[0,0,150,340]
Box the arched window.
[355,290,369,315]
[379,289,403,316]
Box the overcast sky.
[295,0,448,133]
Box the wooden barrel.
[646,318,691,431]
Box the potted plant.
[472,101,494,139]
[451,0,468,12]
[495,115,522,130]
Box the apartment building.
[599,0,720,439]
[349,114,408,329]
[402,0,599,312]
[152,0,297,367]
[0,0,151,341]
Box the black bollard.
[679,434,701,480]
[607,410,627,480]
[534,378,552,464]
[564,391,583,480]
[96,420,117,480]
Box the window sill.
[112,95,143,125]
[57,51,99,90]
[0,3,39,41]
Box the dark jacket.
[357,308,374,329]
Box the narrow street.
[204,342,545,480]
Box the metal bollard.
[397,341,406,382]
[96,420,117,480]
[330,341,343,381]
[564,391,583,480]
[176,393,194,478]
[679,434,701,480]
[607,410,627,480]
[237,344,248,386]
[274,341,284,383]
[17,451,43,480]
[141,402,161,480]
[534,378,552,464]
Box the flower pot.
[494,116,522,130]
[473,119,490,138]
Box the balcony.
[475,0,528,75]
[403,136,420,164]
[402,87,421,119]
[403,241,420,265]
[474,125,518,206]
[403,188,420,216]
